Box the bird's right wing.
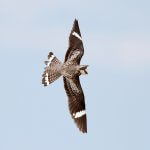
[63,76,87,133]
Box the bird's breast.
[61,64,78,79]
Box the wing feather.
[42,52,62,86]
[63,76,87,133]
[63,19,87,133]
[64,19,84,64]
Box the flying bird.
[42,19,88,133]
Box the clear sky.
[0,0,150,149]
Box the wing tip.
[80,126,87,133]
[73,18,79,27]
[74,114,87,134]
[74,18,78,23]
[71,18,81,36]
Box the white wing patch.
[73,110,86,118]
[72,32,82,40]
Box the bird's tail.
[42,52,62,86]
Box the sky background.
[0,0,150,149]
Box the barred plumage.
[42,52,62,86]
[41,19,88,133]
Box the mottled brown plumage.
[42,19,88,133]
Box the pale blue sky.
[0,0,150,149]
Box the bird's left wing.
[64,19,84,64]
[63,76,87,133]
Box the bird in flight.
[42,19,88,133]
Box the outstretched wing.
[64,19,84,64]
[63,76,87,133]
[63,19,87,133]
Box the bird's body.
[61,63,88,78]
[42,19,88,133]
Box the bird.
[42,19,88,133]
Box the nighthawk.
[42,19,88,133]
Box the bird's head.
[77,65,88,75]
